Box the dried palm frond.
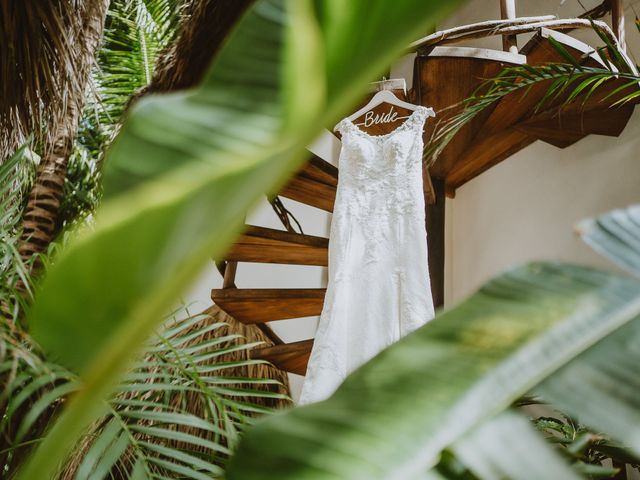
[15,0,110,271]
[0,2,101,160]
[59,306,291,478]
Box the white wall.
[445,109,640,303]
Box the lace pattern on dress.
[298,105,436,405]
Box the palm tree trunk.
[18,0,110,267]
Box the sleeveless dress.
[298,105,437,405]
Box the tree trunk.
[132,0,255,100]
[18,0,110,267]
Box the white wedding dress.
[297,105,437,405]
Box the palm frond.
[425,25,640,166]
[92,0,180,129]
[59,0,181,231]
[0,305,290,478]
[0,324,71,474]
[0,145,39,319]
[60,307,290,479]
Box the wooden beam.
[278,156,337,212]
[445,129,535,195]
[211,288,325,324]
[500,0,518,54]
[222,261,237,289]
[411,17,620,52]
[411,16,556,51]
[252,339,313,376]
[426,177,446,308]
[611,0,626,53]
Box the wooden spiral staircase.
[213,1,639,377]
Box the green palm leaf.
[2,310,285,478]
[577,205,640,278]
[425,26,640,165]
[0,143,38,318]
[226,245,640,478]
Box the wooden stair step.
[478,28,608,139]
[225,225,329,266]
[211,288,325,324]
[279,156,337,212]
[417,49,520,180]
[444,129,535,194]
[252,339,313,376]
[516,105,635,148]
[443,29,638,194]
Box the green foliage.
[19,0,460,477]
[226,206,640,479]
[94,0,179,129]
[532,412,638,478]
[3,1,289,478]
[0,328,77,476]
[0,145,39,319]
[425,24,640,165]
[1,308,286,478]
[67,309,288,479]
[59,0,181,229]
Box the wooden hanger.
[344,90,419,126]
[334,78,422,133]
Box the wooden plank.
[445,129,535,194]
[252,339,313,375]
[211,288,325,324]
[426,177,446,307]
[225,225,329,266]
[442,29,639,193]
[500,0,518,54]
[472,30,599,142]
[302,155,338,187]
[415,51,525,178]
[518,105,635,140]
[279,156,337,212]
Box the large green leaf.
[577,204,640,278]
[225,263,640,479]
[20,0,459,477]
[535,205,640,457]
[536,318,640,458]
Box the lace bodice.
[333,106,435,219]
